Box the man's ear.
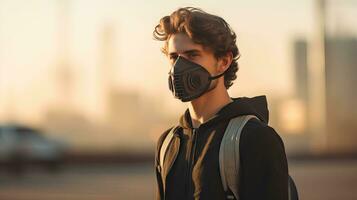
[218,52,233,73]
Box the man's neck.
[188,85,232,129]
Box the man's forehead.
[167,33,203,54]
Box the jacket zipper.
[187,128,198,200]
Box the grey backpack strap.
[288,175,299,200]
[219,115,259,200]
[159,126,177,174]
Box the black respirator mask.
[168,56,227,102]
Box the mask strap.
[209,69,228,80]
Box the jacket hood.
[179,95,269,129]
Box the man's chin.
[188,89,217,104]
[183,81,219,104]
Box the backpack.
[159,114,299,200]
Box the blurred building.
[107,90,142,134]
[292,36,357,154]
[325,37,357,153]
[294,40,309,104]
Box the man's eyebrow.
[169,49,201,56]
[183,49,201,54]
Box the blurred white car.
[0,124,67,172]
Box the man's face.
[167,33,219,75]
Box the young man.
[153,7,288,200]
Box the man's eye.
[170,55,178,61]
[188,54,198,59]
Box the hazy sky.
[0,0,356,123]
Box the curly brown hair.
[153,7,240,89]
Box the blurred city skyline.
[0,0,356,153]
[0,0,327,122]
[1,2,357,199]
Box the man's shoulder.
[241,117,285,150]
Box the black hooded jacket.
[155,95,288,200]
